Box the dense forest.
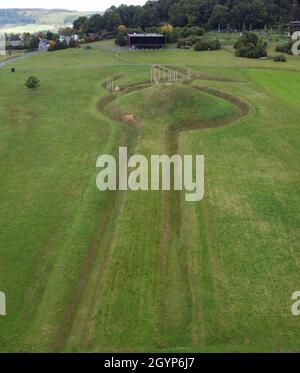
[73,0,300,33]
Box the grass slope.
[0,9,96,29]
[0,44,299,352]
[1,24,56,33]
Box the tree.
[104,6,122,30]
[86,14,103,33]
[161,23,174,35]
[208,5,230,28]
[49,39,57,50]
[187,14,197,27]
[45,30,54,40]
[234,32,267,58]
[291,0,300,20]
[73,16,88,32]
[117,25,128,34]
[23,33,39,50]
[168,3,187,27]
[131,6,145,27]
[25,76,40,90]
[231,2,251,29]
[250,0,268,28]
[115,32,128,46]
[58,27,74,36]
[72,0,300,33]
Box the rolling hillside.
[0,8,98,30]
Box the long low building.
[127,33,166,49]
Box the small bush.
[177,38,194,48]
[25,76,40,90]
[194,37,221,51]
[273,54,287,62]
[180,26,205,38]
[69,39,80,48]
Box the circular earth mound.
[106,83,240,130]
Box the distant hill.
[0,8,100,28]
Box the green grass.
[117,47,300,71]
[0,50,24,62]
[0,44,299,352]
[207,31,289,47]
[0,9,95,32]
[0,24,56,33]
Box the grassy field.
[0,43,299,352]
[0,50,25,62]
[207,31,289,46]
[0,8,95,33]
[0,24,56,34]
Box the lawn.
[0,44,299,352]
[0,50,24,62]
[0,24,56,34]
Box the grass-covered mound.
[106,83,239,131]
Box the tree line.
[73,0,300,34]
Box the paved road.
[0,51,41,68]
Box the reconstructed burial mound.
[105,83,242,132]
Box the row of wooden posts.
[151,65,192,85]
[106,67,192,92]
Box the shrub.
[25,76,40,90]
[273,54,287,62]
[194,37,221,51]
[234,32,267,58]
[186,35,200,45]
[56,40,68,50]
[48,39,68,51]
[166,31,179,43]
[115,32,128,47]
[180,26,205,38]
[177,38,194,48]
[69,39,79,48]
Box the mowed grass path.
[0,45,299,352]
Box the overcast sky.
[0,1,145,12]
